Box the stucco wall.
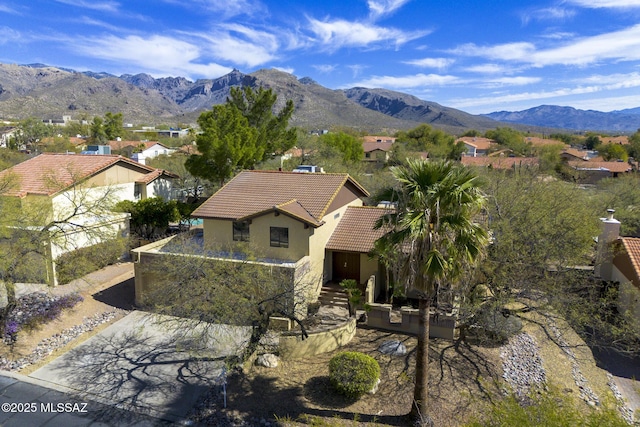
[278,317,356,359]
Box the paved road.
[28,311,251,424]
[0,371,169,426]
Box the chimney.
[600,209,621,244]
[595,209,621,280]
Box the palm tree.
[375,159,489,425]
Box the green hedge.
[55,238,128,285]
[329,351,380,399]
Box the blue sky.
[2,0,640,114]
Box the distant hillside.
[485,105,640,133]
[344,87,502,133]
[0,62,526,134]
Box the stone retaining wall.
[366,303,457,340]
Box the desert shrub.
[469,302,522,344]
[56,238,128,285]
[8,292,83,332]
[329,351,380,399]
[466,387,628,427]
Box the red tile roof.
[326,206,391,253]
[457,137,494,150]
[0,153,158,197]
[135,169,179,184]
[568,161,632,173]
[621,237,640,284]
[363,141,394,153]
[192,170,369,224]
[363,136,396,144]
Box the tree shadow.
[201,373,413,427]
[29,312,248,424]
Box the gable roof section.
[0,153,158,197]
[326,206,390,253]
[135,169,179,185]
[618,238,640,287]
[568,161,632,173]
[457,137,494,150]
[363,136,396,144]
[363,141,394,153]
[192,170,369,224]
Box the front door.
[333,252,361,283]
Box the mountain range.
[0,62,637,134]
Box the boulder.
[256,353,279,368]
[378,340,407,356]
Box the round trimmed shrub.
[329,351,380,399]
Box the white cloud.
[54,0,120,12]
[452,24,640,67]
[307,17,428,50]
[566,0,640,8]
[451,42,535,61]
[162,0,266,18]
[313,64,337,73]
[521,7,575,25]
[367,0,411,19]
[465,64,513,74]
[274,66,294,74]
[348,64,368,78]
[347,73,460,89]
[0,26,21,44]
[0,4,20,14]
[72,34,230,78]
[404,57,454,70]
[194,24,280,67]
[484,76,542,86]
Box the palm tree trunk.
[411,295,431,424]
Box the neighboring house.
[109,141,175,165]
[133,170,391,310]
[132,128,190,139]
[595,210,640,330]
[0,153,178,285]
[362,136,396,163]
[561,148,599,161]
[566,160,632,183]
[461,156,539,170]
[0,126,17,148]
[457,137,494,157]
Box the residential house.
[132,170,390,310]
[457,137,494,157]
[108,140,175,165]
[566,160,632,183]
[595,210,640,330]
[362,137,395,163]
[0,126,17,148]
[0,153,177,285]
[561,147,600,161]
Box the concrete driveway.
[29,311,251,424]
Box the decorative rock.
[368,378,381,394]
[378,340,407,356]
[256,353,279,368]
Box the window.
[270,227,289,248]
[233,221,250,242]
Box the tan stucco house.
[0,153,178,285]
[132,170,390,309]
